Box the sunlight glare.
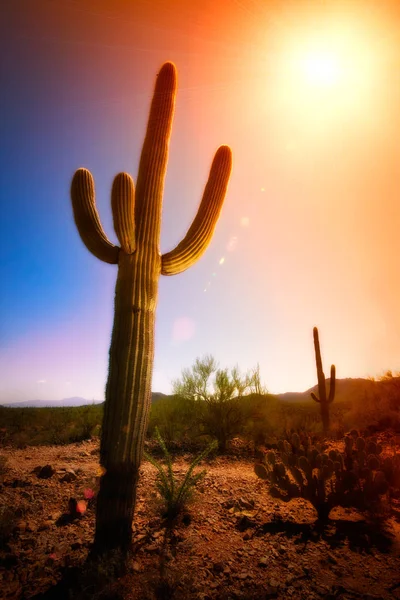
[259,15,383,129]
[301,51,341,86]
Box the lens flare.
[76,500,87,514]
[172,317,196,342]
[226,236,238,252]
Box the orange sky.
[1,0,399,401]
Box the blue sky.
[1,0,400,403]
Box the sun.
[300,51,342,87]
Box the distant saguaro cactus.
[310,327,336,434]
[70,62,232,555]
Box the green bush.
[148,395,198,445]
[0,404,103,447]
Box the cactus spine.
[310,326,336,434]
[70,62,232,554]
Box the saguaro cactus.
[310,326,336,434]
[70,62,232,554]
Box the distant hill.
[276,377,399,404]
[1,378,398,408]
[0,397,103,408]
[0,392,169,408]
[151,392,168,404]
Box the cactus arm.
[328,364,336,403]
[111,173,136,254]
[161,145,232,276]
[135,62,177,245]
[71,168,119,264]
[311,392,321,403]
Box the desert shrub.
[341,372,400,433]
[68,405,102,442]
[276,401,348,438]
[194,394,246,453]
[0,404,103,447]
[148,395,198,445]
[241,393,281,446]
[144,427,217,520]
[343,389,400,432]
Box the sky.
[1,0,400,403]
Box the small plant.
[144,427,217,520]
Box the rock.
[10,479,31,488]
[0,553,18,568]
[286,587,296,596]
[36,465,55,479]
[237,572,250,580]
[14,521,28,533]
[238,497,254,510]
[258,557,268,567]
[327,553,338,564]
[60,470,78,483]
[49,512,61,521]
[132,561,142,573]
[210,582,219,589]
[37,521,53,532]
[265,584,279,598]
[212,561,224,573]
[236,515,256,531]
[182,513,191,526]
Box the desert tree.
[172,355,265,451]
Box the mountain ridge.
[2,378,398,407]
[0,392,168,408]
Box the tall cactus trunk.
[94,253,159,552]
[320,402,330,434]
[310,327,336,436]
[70,62,232,556]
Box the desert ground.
[1,438,400,600]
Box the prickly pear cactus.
[255,432,391,521]
[71,62,232,554]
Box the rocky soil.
[1,439,400,600]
